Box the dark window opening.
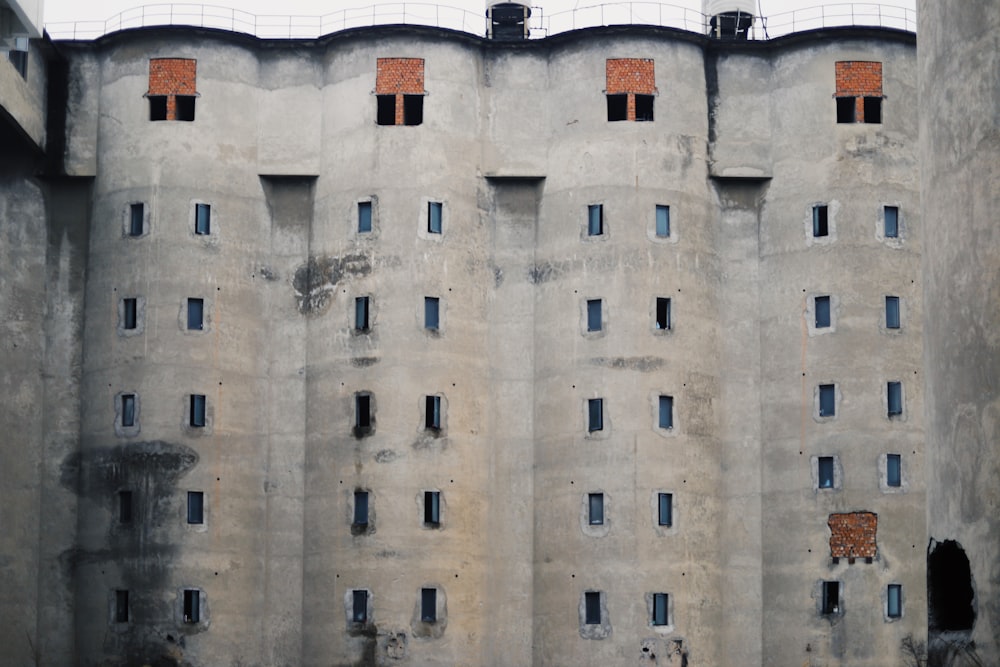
[888,381,903,417]
[403,95,423,126]
[175,95,196,121]
[149,95,168,121]
[863,97,882,124]
[588,398,603,432]
[886,296,900,329]
[8,48,28,80]
[655,205,670,237]
[928,540,975,632]
[358,201,372,233]
[813,205,829,237]
[887,454,901,487]
[424,297,440,331]
[424,491,440,526]
[653,593,669,626]
[421,588,437,622]
[585,591,601,624]
[352,590,368,623]
[659,395,674,430]
[836,97,855,123]
[115,589,129,623]
[656,297,671,330]
[190,394,206,427]
[888,584,902,618]
[123,298,138,330]
[815,295,831,328]
[187,298,204,330]
[354,491,369,527]
[635,94,654,121]
[425,395,441,430]
[588,493,604,525]
[819,384,835,417]
[195,203,211,235]
[822,581,840,614]
[118,490,133,524]
[183,589,200,623]
[588,204,603,236]
[884,206,899,238]
[129,203,144,236]
[428,201,443,234]
[187,491,204,524]
[376,95,396,125]
[658,492,673,527]
[355,393,373,436]
[121,394,136,427]
[586,299,602,332]
[818,456,835,489]
[607,94,627,121]
[355,297,370,332]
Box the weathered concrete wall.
[919,1,1000,664]
[0,36,47,148]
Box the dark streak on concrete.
[351,357,380,367]
[373,449,398,463]
[292,254,372,315]
[589,356,665,372]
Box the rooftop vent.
[487,2,530,40]
[703,0,755,39]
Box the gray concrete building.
[0,1,994,665]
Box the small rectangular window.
[355,394,372,430]
[149,95,168,121]
[425,395,442,430]
[635,94,654,121]
[358,201,372,233]
[607,94,628,121]
[115,589,129,623]
[403,95,423,126]
[121,394,136,427]
[836,97,855,123]
[886,296,900,329]
[585,591,602,624]
[813,205,829,237]
[129,203,144,236]
[656,297,671,330]
[175,95,196,122]
[8,48,27,80]
[819,384,835,417]
[887,454,902,487]
[118,490,133,524]
[588,204,603,236]
[658,492,673,527]
[588,493,604,525]
[428,201,443,234]
[884,206,899,238]
[376,95,396,125]
[887,584,902,618]
[815,296,831,328]
[187,491,204,524]
[195,203,211,235]
[864,97,882,124]
[183,589,200,623]
[424,297,440,331]
[421,588,437,622]
[355,297,370,332]
[652,593,669,626]
[655,205,670,238]
[123,298,138,330]
[352,589,368,623]
[888,381,903,417]
[586,299,602,332]
[822,581,840,614]
[187,298,204,330]
[424,490,440,526]
[354,491,369,526]
[659,395,674,430]
[818,456,835,489]
[588,398,603,432]
[190,394,206,427]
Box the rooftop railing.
[45,2,916,42]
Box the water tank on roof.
[487,2,531,40]
[703,0,755,40]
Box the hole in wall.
[928,539,975,632]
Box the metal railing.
[45,2,916,41]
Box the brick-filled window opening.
[353,491,369,527]
[183,589,200,624]
[813,205,829,237]
[652,593,669,626]
[888,584,902,618]
[427,201,443,234]
[584,592,602,625]
[658,493,673,527]
[424,491,441,526]
[886,296,901,329]
[189,394,206,427]
[148,58,197,122]
[121,394,137,428]
[821,581,840,615]
[815,295,831,328]
[187,298,204,330]
[425,395,442,431]
[195,203,211,235]
[887,454,902,487]
[818,456,835,489]
[884,205,899,238]
[659,395,674,430]
[358,201,372,233]
[352,590,369,623]
[186,491,204,524]
[588,204,604,236]
[129,203,145,237]
[355,297,370,332]
[355,393,373,436]
[587,299,602,332]
[655,205,670,237]
[114,589,130,623]
[375,58,425,126]
[424,297,440,331]
[588,493,605,525]
[829,512,878,561]
[887,381,903,417]
[588,398,604,432]
[606,58,656,122]
[118,490,133,524]
[420,588,437,622]
[835,61,883,124]
[123,298,138,330]
[656,297,671,331]
[819,384,836,417]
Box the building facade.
[0,2,995,666]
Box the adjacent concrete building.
[0,1,994,665]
